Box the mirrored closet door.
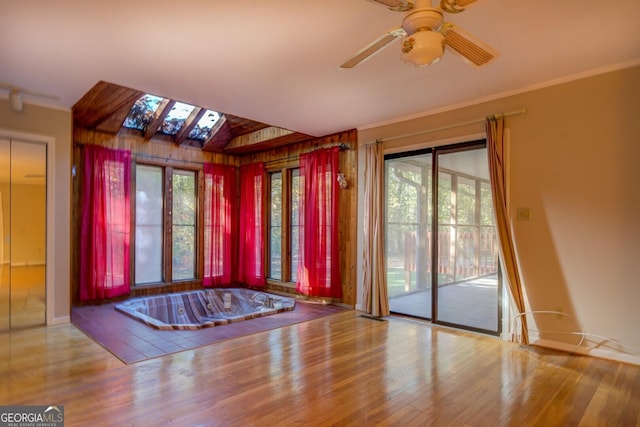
[0,137,47,330]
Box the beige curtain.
[362,142,389,317]
[486,116,529,344]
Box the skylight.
[123,93,223,143]
[189,110,221,141]
[123,94,163,131]
[160,102,195,135]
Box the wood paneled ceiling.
[72,81,314,155]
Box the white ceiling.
[1,0,639,137]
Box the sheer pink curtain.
[203,163,236,287]
[297,147,342,298]
[238,162,265,287]
[80,145,131,301]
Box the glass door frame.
[385,139,503,337]
[431,140,502,336]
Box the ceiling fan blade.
[442,25,498,67]
[366,0,414,12]
[440,0,480,14]
[340,28,405,69]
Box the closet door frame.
[0,129,55,326]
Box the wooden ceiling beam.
[175,107,204,146]
[201,116,231,152]
[223,126,312,154]
[225,127,295,150]
[144,99,175,140]
[199,114,227,149]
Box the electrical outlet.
[516,207,532,221]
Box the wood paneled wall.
[240,129,359,306]
[71,128,358,306]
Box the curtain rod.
[263,143,350,165]
[133,152,211,166]
[365,108,527,145]
[134,143,351,167]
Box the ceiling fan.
[340,0,498,69]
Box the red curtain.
[203,163,236,287]
[80,145,131,301]
[238,162,265,287]
[297,147,342,298]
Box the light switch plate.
[516,207,532,221]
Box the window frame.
[266,161,300,287]
[132,160,203,288]
[171,168,198,281]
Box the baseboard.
[50,315,70,326]
[532,338,640,366]
[334,302,354,310]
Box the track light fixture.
[0,82,59,112]
[9,89,23,112]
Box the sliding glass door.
[385,141,501,335]
[434,146,500,332]
[385,152,433,319]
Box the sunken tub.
[115,288,296,330]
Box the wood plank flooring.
[0,310,638,426]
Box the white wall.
[357,65,640,365]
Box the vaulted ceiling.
[72,81,314,154]
[2,0,640,143]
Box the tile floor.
[72,299,348,364]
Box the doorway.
[0,137,47,330]
[385,141,501,335]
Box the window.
[189,111,221,141]
[123,94,163,131]
[160,102,195,135]
[135,165,163,284]
[171,170,196,280]
[134,164,198,285]
[267,167,302,285]
[269,172,282,280]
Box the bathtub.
[114,288,296,330]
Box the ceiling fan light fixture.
[401,30,445,67]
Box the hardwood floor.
[0,310,638,426]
